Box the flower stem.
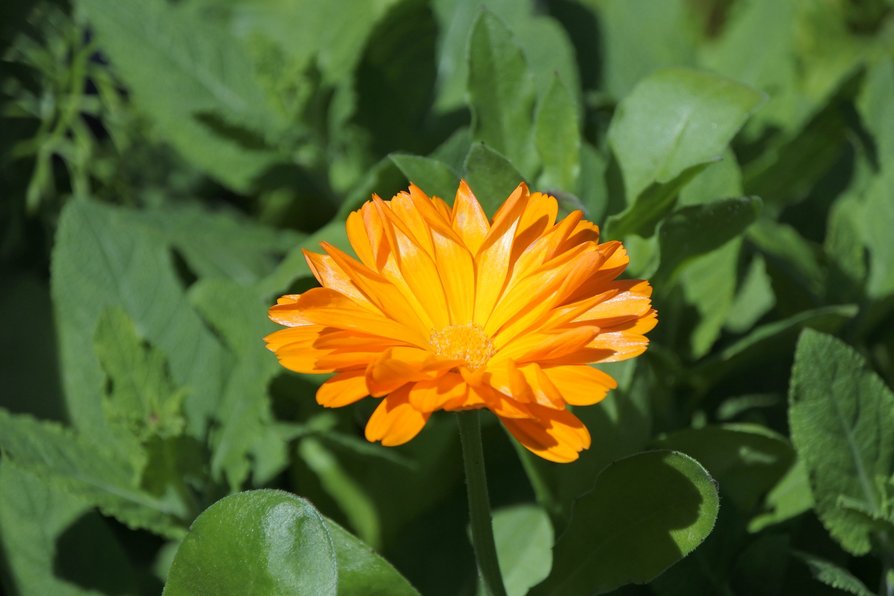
[457,410,507,596]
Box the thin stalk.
[457,411,507,596]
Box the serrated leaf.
[535,76,580,192]
[531,450,719,595]
[52,199,227,442]
[163,490,338,596]
[94,308,186,441]
[77,0,287,191]
[467,11,536,176]
[608,67,764,204]
[789,329,894,555]
[463,142,526,217]
[0,409,187,537]
[794,552,874,596]
[389,154,461,202]
[0,461,139,596]
[189,279,285,489]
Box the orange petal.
[265,326,333,373]
[588,309,658,363]
[303,250,377,311]
[495,325,600,364]
[541,365,617,406]
[316,369,369,407]
[365,346,449,397]
[500,406,591,463]
[407,373,467,412]
[284,287,426,347]
[365,386,430,446]
[452,180,489,253]
[575,280,653,326]
[473,183,529,325]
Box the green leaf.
[793,552,874,596]
[535,76,580,192]
[748,459,814,532]
[52,199,227,442]
[0,460,139,596]
[857,58,894,164]
[531,450,719,595]
[605,163,709,239]
[591,0,700,100]
[484,505,553,596]
[789,329,894,555]
[678,150,743,206]
[467,11,536,176]
[858,168,894,299]
[748,219,826,303]
[654,196,762,286]
[137,204,304,285]
[78,0,287,191]
[607,67,764,204]
[0,409,187,537]
[654,424,795,513]
[94,308,186,441]
[725,254,776,334]
[325,516,419,596]
[189,279,285,489]
[463,142,526,217]
[163,490,338,596]
[389,154,461,201]
[694,305,858,390]
[677,239,740,358]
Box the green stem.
[457,411,507,596]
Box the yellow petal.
[500,405,591,463]
[407,373,467,412]
[452,180,489,253]
[542,365,617,406]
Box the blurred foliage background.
[2,0,894,594]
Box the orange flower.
[266,182,656,462]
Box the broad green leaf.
[694,305,857,389]
[325,518,419,596]
[190,279,285,489]
[433,0,577,112]
[578,142,609,221]
[588,0,700,99]
[725,254,776,334]
[607,67,764,204]
[52,199,226,441]
[78,0,286,191]
[483,505,553,596]
[163,490,338,596]
[94,308,186,441]
[858,168,894,299]
[531,450,719,595]
[654,424,795,513]
[794,552,874,596]
[0,461,139,596]
[137,204,304,285]
[463,142,526,217]
[858,58,894,164]
[389,153,461,201]
[0,409,187,537]
[534,76,580,192]
[678,150,743,206]
[789,329,894,555]
[605,163,709,239]
[654,196,762,286]
[748,460,813,532]
[467,12,536,176]
[677,240,740,358]
[748,219,826,303]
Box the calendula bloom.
[266,182,656,462]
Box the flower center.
[429,324,495,370]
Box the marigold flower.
[266,182,657,462]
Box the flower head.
[266,182,656,462]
